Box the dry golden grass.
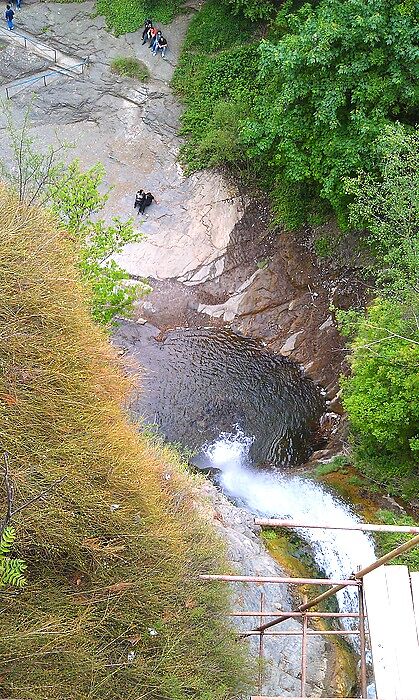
[0,186,250,699]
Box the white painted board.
[363,566,399,699]
[410,571,419,644]
[384,565,419,700]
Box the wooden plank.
[410,570,419,643]
[363,566,399,700]
[384,565,419,700]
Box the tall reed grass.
[0,186,249,699]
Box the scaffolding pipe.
[243,630,360,636]
[255,518,419,534]
[258,591,264,694]
[199,574,360,586]
[229,611,360,618]
[358,584,367,698]
[249,533,419,635]
[300,596,308,697]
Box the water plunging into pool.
[115,323,376,615]
[200,428,375,617]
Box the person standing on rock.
[138,192,156,216]
[5,4,14,29]
[153,35,168,59]
[142,18,152,45]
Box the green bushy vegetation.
[338,129,418,498]
[222,0,277,20]
[175,0,417,228]
[375,510,419,570]
[0,186,250,699]
[339,298,419,498]
[111,56,150,81]
[172,0,260,173]
[96,0,183,36]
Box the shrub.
[111,56,150,81]
[340,298,419,496]
[96,0,183,36]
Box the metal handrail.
[3,59,89,98]
[250,531,419,635]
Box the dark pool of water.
[114,322,325,467]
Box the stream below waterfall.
[115,321,376,619]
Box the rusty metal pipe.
[250,533,419,635]
[244,630,360,636]
[199,574,360,586]
[229,611,360,618]
[255,519,419,534]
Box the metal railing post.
[258,591,264,694]
[358,582,367,698]
[300,596,308,697]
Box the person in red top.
[148,26,157,48]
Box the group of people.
[134,190,156,216]
[142,18,168,58]
[4,0,21,31]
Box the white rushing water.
[201,428,376,617]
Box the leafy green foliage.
[49,161,151,325]
[111,56,150,81]
[375,510,419,569]
[345,127,419,299]
[173,1,260,174]
[245,0,418,225]
[340,298,419,496]
[222,0,276,20]
[183,0,259,53]
[0,527,27,589]
[96,0,183,36]
[176,0,418,228]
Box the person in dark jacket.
[142,18,152,45]
[134,189,145,210]
[5,4,14,29]
[138,192,156,215]
[152,35,168,58]
[150,30,162,53]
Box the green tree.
[49,161,151,325]
[340,298,419,494]
[242,0,418,225]
[345,127,419,299]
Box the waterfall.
[201,428,376,617]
